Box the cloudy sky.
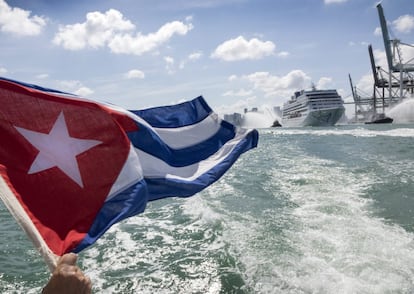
[1,0,413,118]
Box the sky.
[1,0,413,120]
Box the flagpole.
[0,176,58,272]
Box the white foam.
[77,127,414,293]
[263,127,414,138]
[81,197,227,293]
[221,144,414,293]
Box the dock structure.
[376,3,414,101]
[348,3,414,122]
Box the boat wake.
[262,127,414,138]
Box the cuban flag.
[0,77,258,270]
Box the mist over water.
[238,98,414,129]
[387,98,414,123]
[240,106,281,129]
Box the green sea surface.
[1,124,414,293]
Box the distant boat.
[281,86,345,127]
[271,119,282,127]
[365,113,393,124]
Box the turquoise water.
[1,124,414,293]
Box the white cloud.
[36,73,49,79]
[211,36,275,61]
[58,80,82,90]
[164,56,175,74]
[53,9,134,50]
[74,87,94,97]
[125,69,145,79]
[278,51,290,58]
[317,77,333,89]
[164,56,174,64]
[228,75,238,81]
[179,51,203,69]
[188,51,203,60]
[53,9,193,55]
[374,27,382,36]
[222,89,253,97]
[215,96,257,116]
[373,48,388,69]
[393,14,414,34]
[375,15,414,37]
[356,73,374,96]
[108,20,193,55]
[56,80,93,96]
[348,41,370,47]
[0,67,7,75]
[400,44,414,66]
[0,0,46,36]
[245,70,311,98]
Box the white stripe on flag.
[138,128,250,181]
[152,113,221,149]
[107,144,144,201]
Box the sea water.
[1,124,414,293]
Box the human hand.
[42,253,92,294]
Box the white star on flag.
[15,111,102,188]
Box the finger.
[84,276,92,290]
[58,253,78,266]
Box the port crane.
[348,3,414,122]
[376,3,414,101]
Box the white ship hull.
[282,107,345,127]
[281,88,345,127]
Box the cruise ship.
[281,87,345,127]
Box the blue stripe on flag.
[127,119,236,167]
[75,97,258,251]
[0,76,259,257]
[130,96,212,128]
[73,180,148,253]
[145,129,259,201]
[0,77,74,96]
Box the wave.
[262,126,414,138]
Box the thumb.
[57,253,78,267]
